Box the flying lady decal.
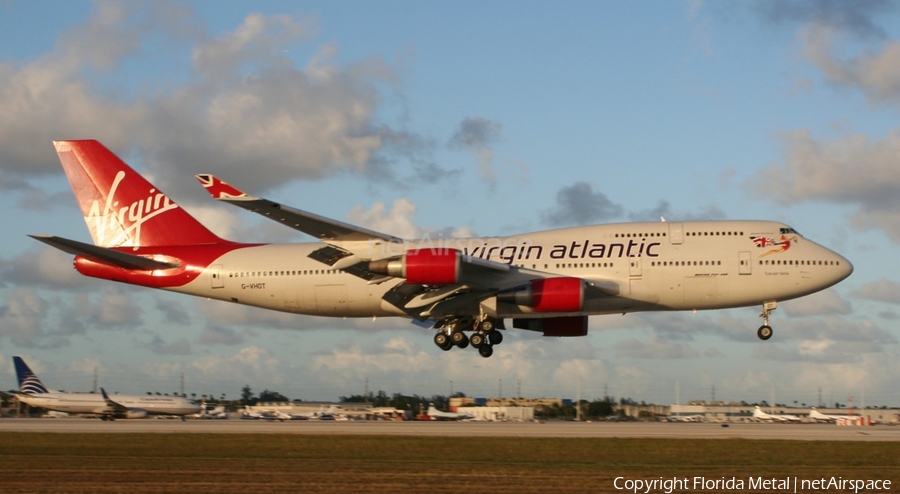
[751,234,798,257]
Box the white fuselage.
[17,392,200,416]
[164,220,851,320]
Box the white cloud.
[115,345,292,395]
[347,199,423,239]
[852,278,900,304]
[614,335,701,359]
[448,116,503,185]
[192,13,314,80]
[541,182,623,227]
[753,129,900,241]
[0,288,49,347]
[0,3,432,204]
[782,288,852,316]
[801,22,900,103]
[197,326,245,346]
[149,336,192,356]
[3,247,83,289]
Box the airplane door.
[668,222,683,245]
[739,251,752,275]
[210,264,224,289]
[629,257,642,277]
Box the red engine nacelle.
[369,249,461,285]
[498,277,584,312]
[532,277,584,312]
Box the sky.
[1,0,899,408]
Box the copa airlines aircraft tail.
[12,356,201,420]
[33,140,854,358]
[14,356,51,394]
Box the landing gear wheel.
[757,301,777,341]
[434,332,452,351]
[452,331,469,349]
[479,319,495,332]
[488,330,503,346]
[470,333,485,348]
[457,336,469,349]
[478,344,494,358]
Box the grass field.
[0,434,897,493]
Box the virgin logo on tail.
[87,171,179,248]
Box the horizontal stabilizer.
[29,235,180,271]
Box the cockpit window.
[780,227,801,236]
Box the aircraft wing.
[194,174,511,279]
[29,235,181,270]
[196,174,402,243]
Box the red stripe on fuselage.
[74,243,262,288]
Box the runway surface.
[0,418,898,440]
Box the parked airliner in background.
[808,408,855,423]
[427,404,475,421]
[12,356,201,420]
[31,140,852,357]
[752,406,801,423]
[191,403,228,419]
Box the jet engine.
[120,409,149,419]
[368,249,461,285]
[498,277,584,312]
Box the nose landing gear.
[757,301,777,341]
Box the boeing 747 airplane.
[12,356,201,420]
[31,140,853,357]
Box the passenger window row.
[687,231,743,237]
[759,260,841,266]
[650,260,721,267]
[614,232,666,238]
[554,262,615,269]
[228,269,342,278]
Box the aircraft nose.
[837,254,853,282]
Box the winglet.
[196,174,255,201]
[100,387,124,409]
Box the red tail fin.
[54,140,226,248]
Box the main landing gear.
[757,301,777,341]
[433,317,503,358]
